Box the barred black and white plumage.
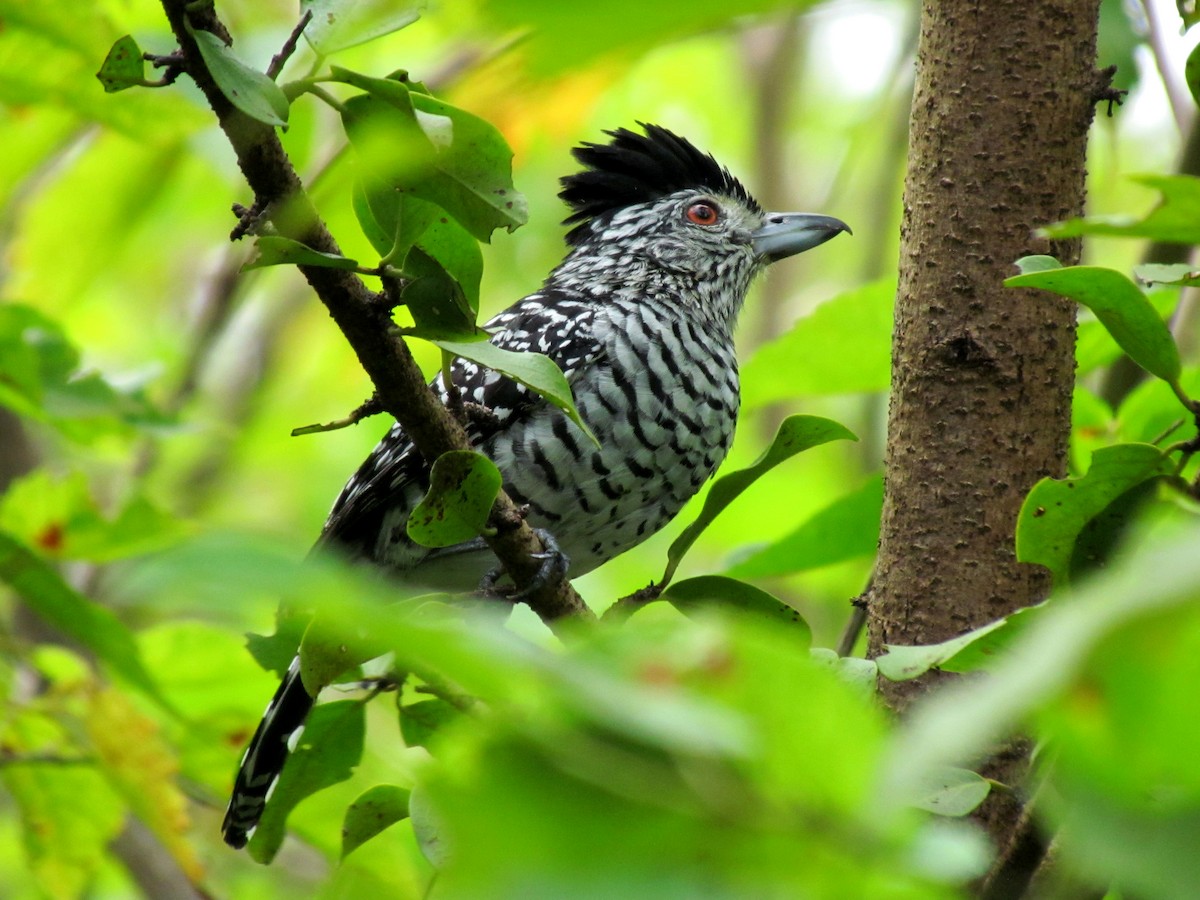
[222,123,849,849]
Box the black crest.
[559,123,761,245]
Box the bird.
[221,122,849,849]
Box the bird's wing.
[316,290,602,557]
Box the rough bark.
[867,0,1101,857]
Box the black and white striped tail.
[221,657,314,848]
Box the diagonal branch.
[157,0,593,630]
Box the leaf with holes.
[1007,260,1182,385]
[341,784,412,859]
[662,415,857,588]
[339,84,525,242]
[96,35,145,93]
[187,24,289,127]
[407,451,502,549]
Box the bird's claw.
[479,528,570,601]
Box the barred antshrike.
[222,123,849,848]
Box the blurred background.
[0,0,1196,893]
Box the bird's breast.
[488,301,741,576]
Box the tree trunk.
[867,0,1102,866]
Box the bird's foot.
[479,528,571,602]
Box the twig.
[292,394,384,436]
[158,0,594,630]
[267,10,312,80]
[600,582,663,624]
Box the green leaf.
[0,531,169,709]
[1017,443,1176,586]
[186,25,289,127]
[96,35,145,93]
[242,235,360,271]
[726,475,882,579]
[876,618,1011,682]
[877,524,1200,816]
[1006,263,1182,383]
[400,249,481,340]
[937,603,1047,674]
[662,576,811,644]
[1041,174,1200,244]
[0,304,169,437]
[741,278,894,406]
[1,721,125,898]
[1134,262,1200,287]
[411,214,483,314]
[0,470,187,563]
[1011,254,1062,275]
[433,339,598,445]
[298,607,388,697]
[249,699,366,863]
[341,784,412,860]
[1186,41,1200,110]
[911,767,991,817]
[352,178,397,256]
[407,450,502,548]
[661,415,857,588]
[303,0,423,55]
[340,87,526,242]
[399,698,461,749]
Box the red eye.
[685,201,720,226]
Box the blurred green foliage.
[1,0,1200,897]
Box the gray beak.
[751,213,851,263]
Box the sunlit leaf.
[407,450,502,548]
[434,339,597,444]
[341,784,411,860]
[741,279,894,406]
[303,0,424,55]
[84,688,202,881]
[1040,174,1200,244]
[0,304,170,437]
[96,35,145,93]
[0,531,169,708]
[0,470,188,563]
[1007,261,1182,384]
[187,25,289,127]
[1,718,125,898]
[1016,443,1176,586]
[661,416,857,588]
[663,575,810,643]
[243,235,360,271]
[726,475,882,579]
[249,699,366,863]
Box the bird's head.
[552,123,849,321]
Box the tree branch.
[157,0,593,630]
